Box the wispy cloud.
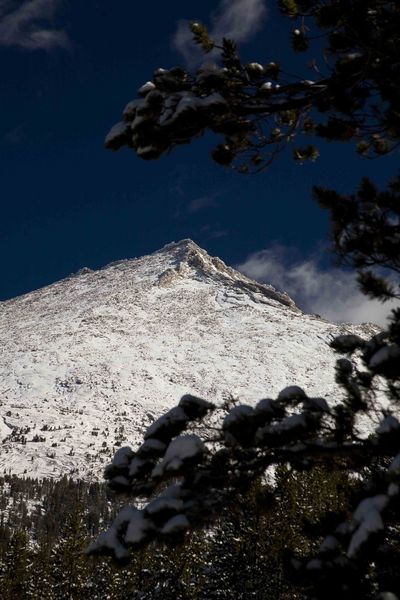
[210,0,267,43]
[199,224,229,241]
[0,0,69,50]
[173,21,200,68]
[173,0,267,67]
[237,244,398,326]
[3,123,25,145]
[187,195,219,214]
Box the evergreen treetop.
[105,1,400,174]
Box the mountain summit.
[0,240,375,479]
[152,239,296,308]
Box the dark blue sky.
[0,0,397,301]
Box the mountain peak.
[154,239,297,309]
[156,238,213,266]
[159,238,200,252]
[0,238,376,479]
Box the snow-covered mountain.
[0,239,376,480]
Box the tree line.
[2,466,382,599]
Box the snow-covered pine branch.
[88,322,400,598]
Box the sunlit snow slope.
[0,240,377,479]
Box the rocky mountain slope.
[0,240,377,479]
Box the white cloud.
[237,245,398,326]
[210,0,267,43]
[173,0,267,67]
[0,0,69,50]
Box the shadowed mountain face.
[0,240,376,479]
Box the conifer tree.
[77,1,400,587]
[30,536,55,600]
[105,1,400,178]
[51,504,89,600]
[0,529,33,600]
